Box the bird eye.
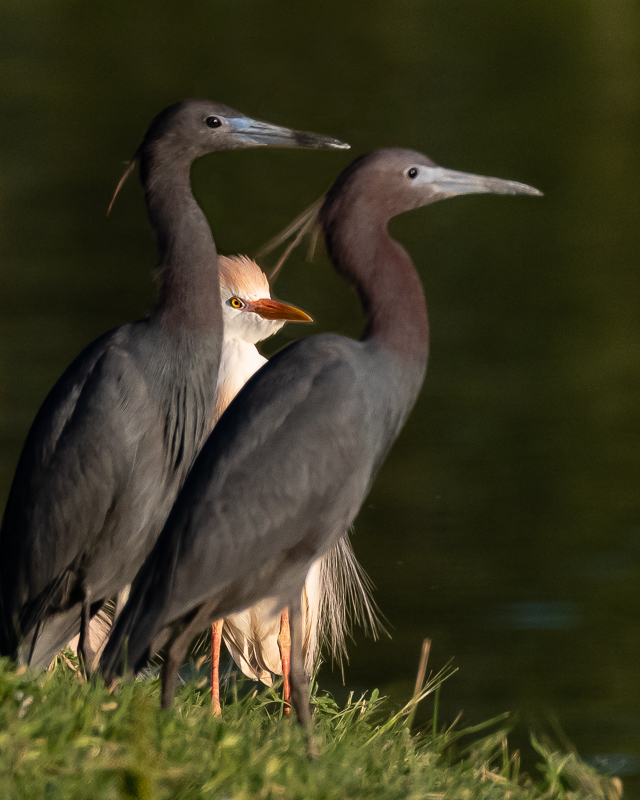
[407,167,419,179]
[229,297,244,309]
[206,116,222,129]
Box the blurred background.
[1,0,639,790]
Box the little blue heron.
[0,98,348,672]
[205,255,378,715]
[102,149,540,751]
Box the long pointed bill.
[415,166,542,198]
[248,298,313,322]
[228,117,349,150]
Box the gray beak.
[417,166,542,197]
[228,117,350,150]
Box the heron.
[0,98,348,672]
[102,148,540,750]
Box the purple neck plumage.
[140,142,222,336]
[321,191,430,365]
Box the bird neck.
[325,211,429,363]
[141,147,222,335]
[214,336,267,425]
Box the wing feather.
[0,325,154,651]
[108,335,380,667]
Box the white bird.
[208,255,379,714]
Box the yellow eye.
[229,297,243,309]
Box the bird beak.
[415,166,542,198]
[248,298,313,322]
[228,117,350,150]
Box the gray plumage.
[102,149,540,739]
[0,99,348,670]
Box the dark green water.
[2,0,640,789]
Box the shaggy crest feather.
[218,255,270,297]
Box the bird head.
[108,100,349,214]
[321,148,541,228]
[140,99,349,160]
[218,255,312,345]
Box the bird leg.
[160,601,216,710]
[277,608,291,715]
[78,592,97,674]
[160,638,183,710]
[210,619,224,716]
[288,599,318,758]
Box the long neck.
[325,210,429,363]
[141,146,222,335]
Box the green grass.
[0,656,622,800]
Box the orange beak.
[248,298,313,323]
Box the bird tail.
[305,532,385,676]
[21,606,83,671]
[0,566,74,664]
[23,597,118,672]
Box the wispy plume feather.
[256,196,325,281]
[107,159,138,216]
[304,533,386,677]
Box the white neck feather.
[213,337,267,424]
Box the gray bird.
[0,99,348,671]
[102,148,540,749]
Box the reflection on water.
[1,0,640,791]
[494,602,579,630]
[590,755,640,779]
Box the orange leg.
[278,608,291,715]
[211,619,224,716]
